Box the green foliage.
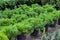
[43,4,56,12]
[57,10,60,18]
[0,0,17,8]
[18,4,38,17]
[2,9,13,18]
[13,7,24,14]
[0,4,60,40]
[26,17,45,30]
[50,10,59,20]
[0,18,15,26]
[0,0,60,10]
[0,0,6,9]
[38,13,53,25]
[11,14,28,22]
[0,26,20,38]
[56,0,60,7]
[0,31,9,40]
[32,4,46,15]
[20,0,35,3]
[14,21,34,34]
[6,0,17,6]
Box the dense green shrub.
[31,4,46,15]
[25,17,45,30]
[2,4,38,18]
[14,21,34,34]
[38,14,52,25]
[56,0,60,7]
[0,0,60,10]
[0,0,17,9]
[0,18,15,26]
[0,0,6,9]
[0,26,20,39]
[2,9,13,18]
[43,4,56,12]
[11,14,28,22]
[5,0,17,6]
[57,10,60,18]
[20,5,38,17]
[0,4,60,40]
[0,31,9,40]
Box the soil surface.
[26,24,60,40]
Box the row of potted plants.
[0,0,60,10]
[0,4,56,27]
[1,4,55,18]
[0,4,60,40]
[0,10,60,40]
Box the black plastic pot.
[58,19,60,25]
[37,1,43,6]
[55,6,60,10]
[31,29,39,37]
[0,7,5,11]
[9,6,14,10]
[41,24,49,32]
[26,2,32,6]
[6,5,14,10]
[17,34,26,40]
[49,20,57,27]
[1,8,5,11]
[0,5,5,11]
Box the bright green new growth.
[0,31,9,40]
[0,26,20,38]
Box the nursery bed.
[26,24,60,40]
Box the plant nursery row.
[0,3,60,40]
[0,0,60,10]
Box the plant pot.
[55,6,60,10]
[26,2,32,6]
[9,6,14,10]
[30,29,39,37]
[17,34,26,40]
[38,1,43,6]
[1,7,5,11]
[6,5,14,10]
[58,19,60,25]
[41,24,48,32]
[49,20,57,27]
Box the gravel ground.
[26,24,60,40]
